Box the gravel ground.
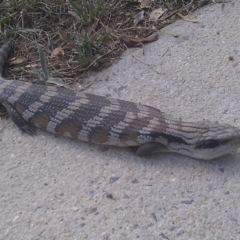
[1,1,240,240]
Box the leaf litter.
[0,0,219,85]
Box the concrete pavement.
[0,1,240,239]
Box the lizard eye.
[196,140,220,149]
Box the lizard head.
[167,122,240,160]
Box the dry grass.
[0,0,213,85]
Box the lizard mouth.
[193,139,240,160]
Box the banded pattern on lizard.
[0,39,240,160]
